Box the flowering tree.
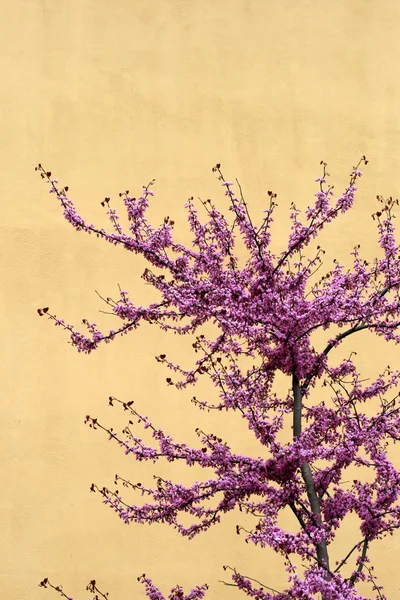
[37,157,400,600]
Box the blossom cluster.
[37,158,400,599]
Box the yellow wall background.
[2,1,400,598]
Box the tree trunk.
[292,373,330,582]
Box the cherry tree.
[37,157,400,600]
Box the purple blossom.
[37,157,400,600]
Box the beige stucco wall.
[2,1,400,598]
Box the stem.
[348,538,369,586]
[292,373,331,578]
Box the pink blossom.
[37,157,400,600]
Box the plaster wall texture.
[1,1,400,599]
